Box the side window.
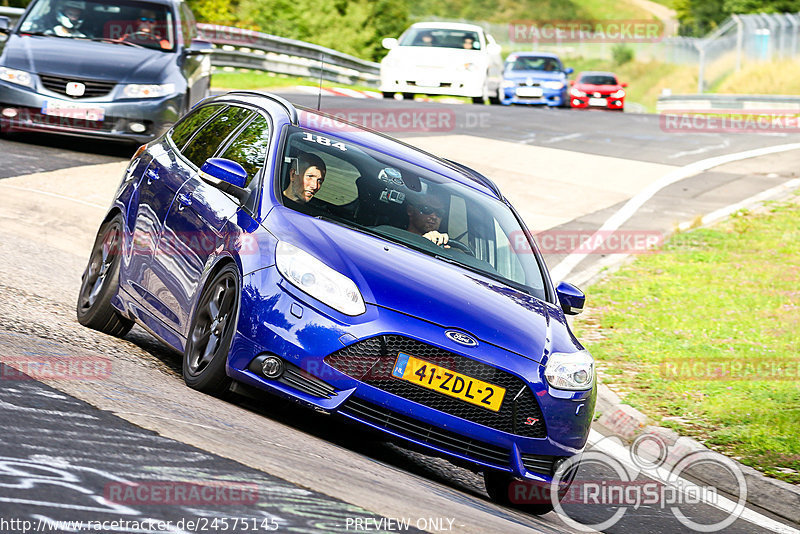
[170,105,222,150]
[307,150,359,206]
[179,3,197,43]
[182,107,252,169]
[218,115,270,189]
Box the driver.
[121,8,170,49]
[50,0,86,37]
[282,151,327,212]
[406,193,449,247]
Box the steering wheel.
[445,239,475,256]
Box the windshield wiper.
[434,254,532,295]
[82,37,143,48]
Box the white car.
[380,22,503,104]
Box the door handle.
[177,192,193,210]
[145,168,159,185]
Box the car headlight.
[570,87,586,97]
[543,81,565,90]
[0,67,34,89]
[611,89,626,98]
[121,83,176,99]
[545,350,594,390]
[275,241,366,316]
[502,80,517,88]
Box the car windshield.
[398,28,481,50]
[580,74,618,85]
[19,0,175,51]
[506,56,561,72]
[278,125,547,299]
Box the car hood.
[1,34,173,82]
[385,46,487,67]
[268,209,555,363]
[504,70,566,82]
[575,83,623,92]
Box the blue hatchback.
[77,91,595,512]
[500,52,573,107]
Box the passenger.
[416,31,435,46]
[282,152,327,210]
[406,194,449,246]
[50,0,86,37]
[462,36,475,49]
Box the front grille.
[518,82,541,87]
[341,397,510,465]
[324,335,547,438]
[521,453,557,476]
[39,74,116,99]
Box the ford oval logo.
[445,330,477,347]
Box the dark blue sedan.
[0,0,211,143]
[77,91,595,512]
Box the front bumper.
[228,268,596,482]
[380,68,484,98]
[570,95,625,110]
[501,85,565,107]
[0,80,183,143]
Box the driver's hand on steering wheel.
[422,230,449,247]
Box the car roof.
[409,21,485,33]
[209,91,502,199]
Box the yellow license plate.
[391,353,506,412]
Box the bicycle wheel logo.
[548,433,748,532]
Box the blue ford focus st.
[77,91,595,511]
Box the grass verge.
[573,196,800,484]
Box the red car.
[569,71,626,111]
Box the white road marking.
[546,133,582,144]
[550,142,800,281]
[668,139,730,159]
[587,430,800,534]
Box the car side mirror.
[555,281,585,315]
[621,82,628,88]
[185,39,213,55]
[487,43,502,55]
[564,67,574,75]
[569,80,575,86]
[200,158,249,202]
[0,16,10,33]
[382,37,398,50]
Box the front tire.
[77,214,134,337]
[183,263,240,395]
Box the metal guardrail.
[0,6,24,18]
[657,94,800,111]
[197,24,380,87]
[0,10,379,87]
